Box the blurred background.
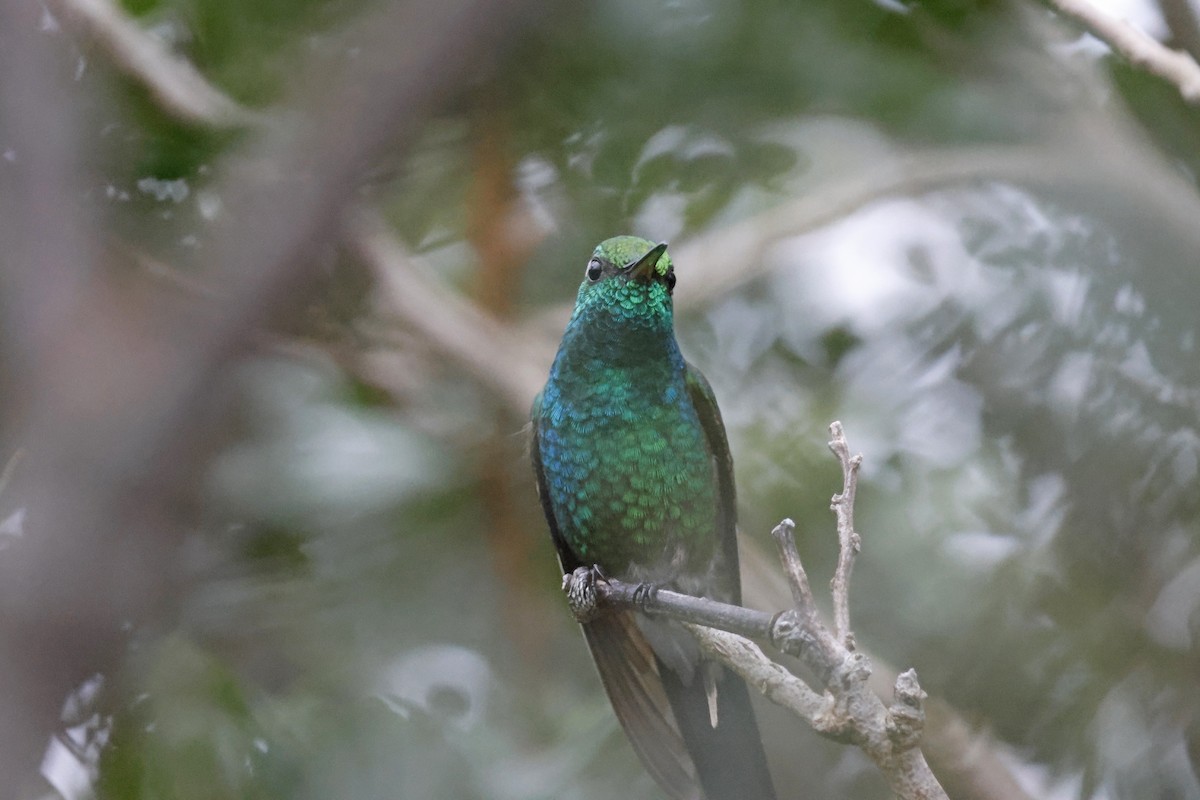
[2,0,1199,797]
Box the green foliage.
[56,0,1200,797]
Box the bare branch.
[685,624,831,728]
[562,566,777,639]
[563,568,949,797]
[827,421,862,648]
[45,0,252,128]
[1047,0,1200,104]
[769,518,818,616]
[345,208,551,416]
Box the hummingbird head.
[570,236,675,327]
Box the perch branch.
[562,422,949,800]
[563,566,776,637]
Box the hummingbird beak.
[627,242,669,282]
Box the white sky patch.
[42,736,94,800]
[762,193,1008,469]
[997,750,1113,800]
[136,176,190,203]
[942,530,1023,570]
[775,196,982,337]
[376,644,493,731]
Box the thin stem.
[686,623,830,723]
[828,421,862,648]
[597,578,776,640]
[770,518,818,616]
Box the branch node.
[827,420,847,455]
[768,609,816,659]
[769,517,796,545]
[886,668,928,751]
[836,650,872,688]
[811,704,856,742]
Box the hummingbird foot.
[563,565,605,622]
[631,581,660,611]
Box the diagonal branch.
[1047,0,1200,104]
[770,518,818,616]
[345,208,550,415]
[45,0,252,127]
[686,625,832,728]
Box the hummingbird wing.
[666,363,778,800]
[530,400,702,800]
[581,614,704,800]
[683,364,740,603]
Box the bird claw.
[632,582,659,611]
[563,566,605,622]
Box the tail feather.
[660,658,778,800]
[582,613,703,800]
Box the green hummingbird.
[530,236,777,800]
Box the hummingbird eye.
[585,260,603,282]
[666,270,676,293]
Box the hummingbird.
[530,236,777,800]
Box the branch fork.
[562,421,948,800]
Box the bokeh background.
[2,0,1200,797]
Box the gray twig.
[769,518,817,616]
[827,421,862,648]
[685,624,832,727]
[563,567,776,638]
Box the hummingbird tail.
[660,658,778,800]
[581,613,704,800]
